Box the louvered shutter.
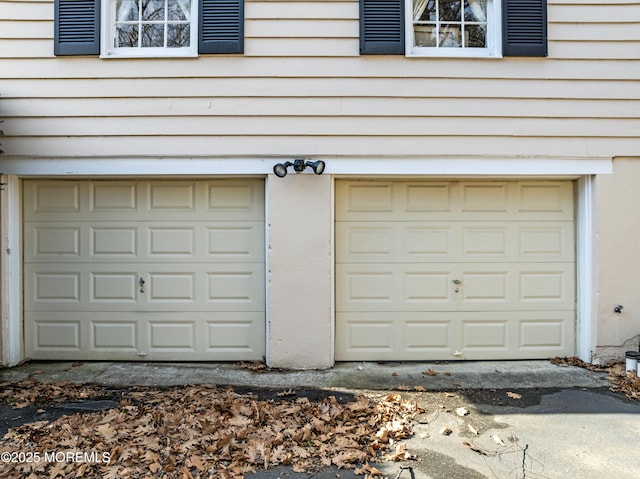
[54,0,100,55]
[199,0,244,54]
[503,0,547,57]
[360,0,405,55]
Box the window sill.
[100,50,198,59]
[407,49,503,59]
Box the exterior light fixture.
[273,159,326,178]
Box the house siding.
[0,0,639,158]
[1,0,639,366]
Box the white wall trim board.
[577,176,597,362]
[328,158,612,176]
[3,176,22,366]
[264,176,271,367]
[0,157,612,177]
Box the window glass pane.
[439,0,462,22]
[117,0,139,21]
[416,0,436,21]
[465,24,486,47]
[116,24,139,47]
[167,23,190,47]
[168,0,190,21]
[464,0,486,22]
[439,24,462,47]
[142,23,164,47]
[142,0,165,21]
[414,25,437,47]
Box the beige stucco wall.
[267,173,333,369]
[595,158,640,362]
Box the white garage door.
[24,179,265,361]
[336,180,575,361]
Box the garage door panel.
[461,272,509,303]
[518,223,574,260]
[25,182,82,216]
[205,223,265,261]
[335,311,574,361]
[93,226,139,257]
[336,223,454,263]
[337,263,574,312]
[462,320,509,351]
[25,225,82,259]
[26,311,265,361]
[518,265,575,307]
[336,179,576,361]
[32,271,81,304]
[148,321,196,351]
[24,179,265,361]
[92,321,138,350]
[461,312,574,359]
[26,221,265,264]
[147,181,196,212]
[24,180,265,222]
[91,181,139,212]
[336,181,573,222]
[336,264,457,312]
[27,317,82,351]
[337,221,573,264]
[207,268,265,308]
[335,313,397,359]
[520,317,572,350]
[336,312,458,361]
[518,183,572,215]
[92,273,138,302]
[27,262,265,312]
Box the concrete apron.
[2,360,639,479]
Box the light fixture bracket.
[273,159,326,178]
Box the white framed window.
[102,0,198,57]
[406,0,502,58]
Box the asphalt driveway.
[1,360,638,478]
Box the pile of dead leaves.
[552,356,640,402]
[0,385,422,478]
[0,377,107,409]
[605,363,640,401]
[550,356,612,373]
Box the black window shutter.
[54,0,100,56]
[502,0,547,57]
[360,0,405,55]
[199,0,244,54]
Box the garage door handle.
[452,279,462,284]
[139,277,145,293]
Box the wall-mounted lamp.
[273,159,325,178]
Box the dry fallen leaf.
[423,369,438,376]
[355,463,385,476]
[388,443,413,461]
[276,389,296,397]
[468,424,478,435]
[492,435,506,446]
[456,407,469,417]
[506,391,522,400]
[463,441,487,455]
[441,426,453,436]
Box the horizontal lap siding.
[1,0,640,158]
